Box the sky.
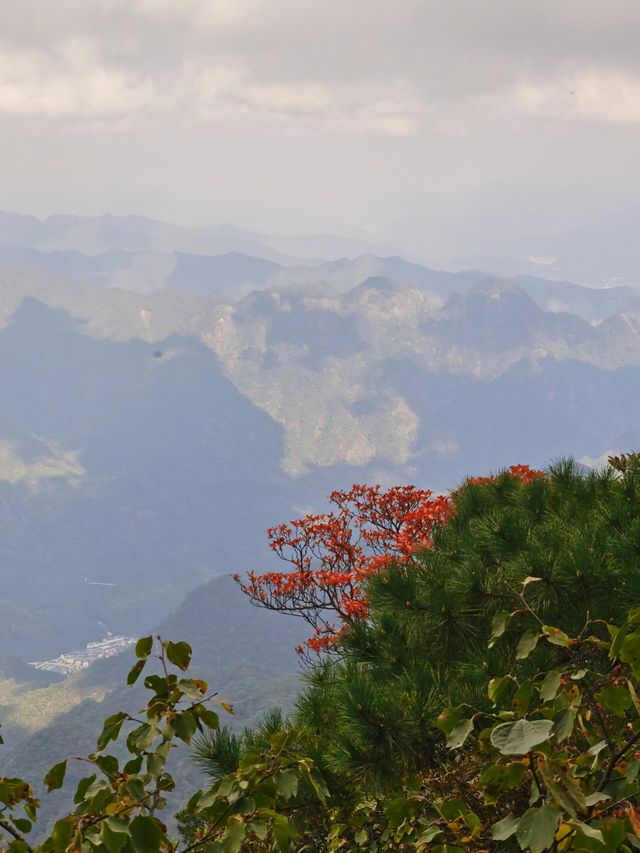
[1,0,640,275]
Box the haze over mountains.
[1,210,640,667]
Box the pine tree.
[294,457,640,789]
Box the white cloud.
[506,68,640,123]
[0,41,421,136]
[0,43,158,119]
[127,0,266,29]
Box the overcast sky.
[1,0,639,269]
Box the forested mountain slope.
[1,265,640,660]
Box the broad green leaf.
[171,711,197,744]
[513,680,534,715]
[277,769,299,800]
[177,678,207,699]
[516,805,561,853]
[436,706,463,736]
[223,820,246,853]
[124,755,144,774]
[384,795,417,827]
[146,753,165,777]
[490,719,554,755]
[463,811,482,835]
[479,763,526,801]
[620,634,640,677]
[97,711,127,751]
[249,822,269,841]
[127,723,160,753]
[540,670,562,702]
[488,675,511,707]
[135,635,153,658]
[517,628,540,660]
[303,766,328,805]
[417,825,444,843]
[569,820,604,844]
[355,828,368,845]
[627,758,640,784]
[50,818,73,849]
[74,774,96,804]
[165,640,192,671]
[44,760,67,792]
[446,718,474,749]
[489,611,512,646]
[492,813,519,841]
[543,625,571,647]
[101,818,130,853]
[584,792,610,807]
[439,800,466,821]
[596,686,632,717]
[127,659,146,685]
[609,619,629,660]
[538,757,585,817]
[197,708,220,730]
[629,679,640,716]
[94,754,119,777]
[6,843,31,853]
[552,708,577,743]
[129,815,163,852]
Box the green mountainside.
[1,260,640,661]
[0,574,306,834]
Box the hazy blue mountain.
[0,574,307,837]
[0,211,406,264]
[0,298,290,658]
[1,262,640,662]
[440,204,640,289]
[168,251,283,296]
[0,247,132,287]
[1,236,640,835]
[3,214,640,327]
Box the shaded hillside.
[0,299,291,658]
[0,575,306,836]
[1,270,640,660]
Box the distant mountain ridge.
[1,211,639,837]
[0,210,400,263]
[1,213,640,665]
[3,208,640,326]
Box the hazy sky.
[2,0,640,269]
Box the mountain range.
[1,210,640,663]
[2,208,640,830]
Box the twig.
[583,683,614,754]
[597,729,640,792]
[0,818,32,849]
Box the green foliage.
[406,587,640,850]
[0,636,329,852]
[8,459,640,851]
[191,708,288,782]
[223,587,640,851]
[292,461,640,788]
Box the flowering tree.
[236,469,545,654]
[464,463,545,487]
[235,484,452,653]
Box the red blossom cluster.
[234,484,451,654]
[465,463,545,487]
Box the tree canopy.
[5,455,640,851]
